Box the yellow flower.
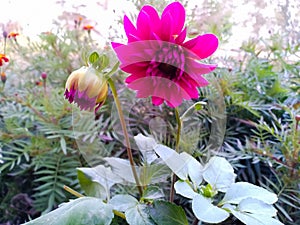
[64,66,108,112]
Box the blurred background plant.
[0,0,299,224]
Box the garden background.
[0,0,299,224]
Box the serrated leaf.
[202,156,236,192]
[192,194,229,223]
[174,180,197,199]
[125,204,155,225]
[149,200,188,225]
[77,165,123,199]
[109,194,138,212]
[222,182,278,205]
[153,144,187,180]
[23,197,113,225]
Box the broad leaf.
[174,180,197,199]
[202,156,236,192]
[153,144,187,180]
[222,182,278,205]
[140,163,170,185]
[104,157,140,183]
[23,197,113,225]
[192,194,229,223]
[239,198,277,216]
[225,204,284,225]
[134,134,158,164]
[125,204,155,225]
[77,165,123,199]
[109,194,138,212]
[179,152,203,186]
[142,186,165,200]
[149,200,188,225]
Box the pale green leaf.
[222,182,278,205]
[23,197,113,225]
[202,156,236,192]
[192,194,229,223]
[109,194,138,212]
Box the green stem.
[169,107,182,202]
[180,101,207,121]
[107,78,143,196]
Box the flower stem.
[169,107,182,202]
[107,78,143,196]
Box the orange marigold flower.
[8,32,19,38]
[0,54,9,66]
[83,25,94,31]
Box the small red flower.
[0,54,9,66]
[112,2,218,107]
[83,25,94,31]
[8,32,19,38]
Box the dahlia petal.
[125,71,147,83]
[121,62,148,73]
[162,2,185,35]
[137,10,151,39]
[183,34,218,59]
[152,96,164,106]
[175,27,187,44]
[177,79,199,99]
[111,42,124,50]
[186,58,217,75]
[124,15,138,40]
[160,12,173,41]
[141,5,160,32]
[128,77,190,108]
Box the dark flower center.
[158,63,177,76]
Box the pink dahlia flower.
[112,2,218,107]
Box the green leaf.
[60,136,67,155]
[77,165,123,199]
[179,152,203,186]
[222,182,278,205]
[98,55,110,71]
[149,200,188,225]
[125,204,155,225]
[225,204,284,225]
[23,197,114,225]
[153,144,187,180]
[104,157,139,183]
[104,61,120,78]
[109,194,138,212]
[192,194,229,223]
[89,51,100,64]
[134,134,158,164]
[202,156,236,192]
[141,186,164,201]
[174,180,197,199]
[238,198,277,216]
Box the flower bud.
[41,72,47,80]
[1,72,7,84]
[64,66,108,112]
